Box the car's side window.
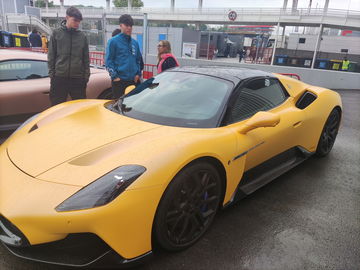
[0,60,48,81]
[228,78,288,123]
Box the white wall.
[288,34,360,55]
[145,54,360,90]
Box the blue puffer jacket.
[105,33,141,81]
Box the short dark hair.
[119,14,134,26]
[66,6,83,21]
[32,29,38,34]
[112,28,121,37]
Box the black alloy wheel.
[315,109,341,157]
[154,162,222,251]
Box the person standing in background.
[111,27,144,83]
[157,40,179,73]
[106,14,142,99]
[238,48,245,63]
[111,28,121,37]
[48,6,90,106]
[342,57,350,71]
[29,29,42,47]
[41,33,48,52]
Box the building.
[0,0,49,34]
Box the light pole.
[1,0,6,31]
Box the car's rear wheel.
[97,88,113,99]
[315,108,341,157]
[154,162,222,251]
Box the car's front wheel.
[153,162,222,251]
[315,108,341,157]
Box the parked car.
[0,66,342,267]
[0,49,112,132]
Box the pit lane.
[1,89,359,270]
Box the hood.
[7,100,160,177]
[60,20,81,32]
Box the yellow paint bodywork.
[0,75,342,260]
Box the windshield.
[115,71,233,128]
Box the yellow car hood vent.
[7,102,160,178]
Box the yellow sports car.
[0,67,342,267]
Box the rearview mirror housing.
[238,111,280,134]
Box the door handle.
[42,91,50,95]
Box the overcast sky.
[51,0,360,10]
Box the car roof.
[0,49,47,61]
[168,66,276,84]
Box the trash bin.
[12,33,30,48]
[315,59,330,69]
[275,55,288,65]
[330,60,342,71]
[288,57,299,66]
[348,62,357,72]
[302,58,312,68]
[0,31,13,47]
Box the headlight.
[56,165,146,212]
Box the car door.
[225,77,306,172]
[0,59,51,131]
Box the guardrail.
[40,7,360,29]
[89,51,157,79]
[41,7,360,18]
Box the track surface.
[1,90,359,270]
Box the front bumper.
[1,216,152,268]
[0,141,163,266]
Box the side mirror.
[238,111,280,134]
[125,85,136,95]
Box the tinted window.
[0,60,48,81]
[228,78,287,123]
[118,72,233,128]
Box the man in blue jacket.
[106,14,142,99]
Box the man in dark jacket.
[48,6,90,106]
[29,29,42,47]
[105,14,142,99]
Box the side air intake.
[296,91,317,109]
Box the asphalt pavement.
[1,90,359,270]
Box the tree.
[113,0,144,8]
[34,0,55,7]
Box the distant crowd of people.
[47,6,179,106]
[28,28,48,51]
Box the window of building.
[299,38,306,44]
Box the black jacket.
[48,21,90,81]
[29,33,42,47]
[160,57,177,72]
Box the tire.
[97,88,113,99]
[315,108,341,157]
[154,162,222,251]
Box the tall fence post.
[1,0,6,31]
[102,12,106,52]
[143,13,148,64]
[271,22,280,65]
[311,23,323,69]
